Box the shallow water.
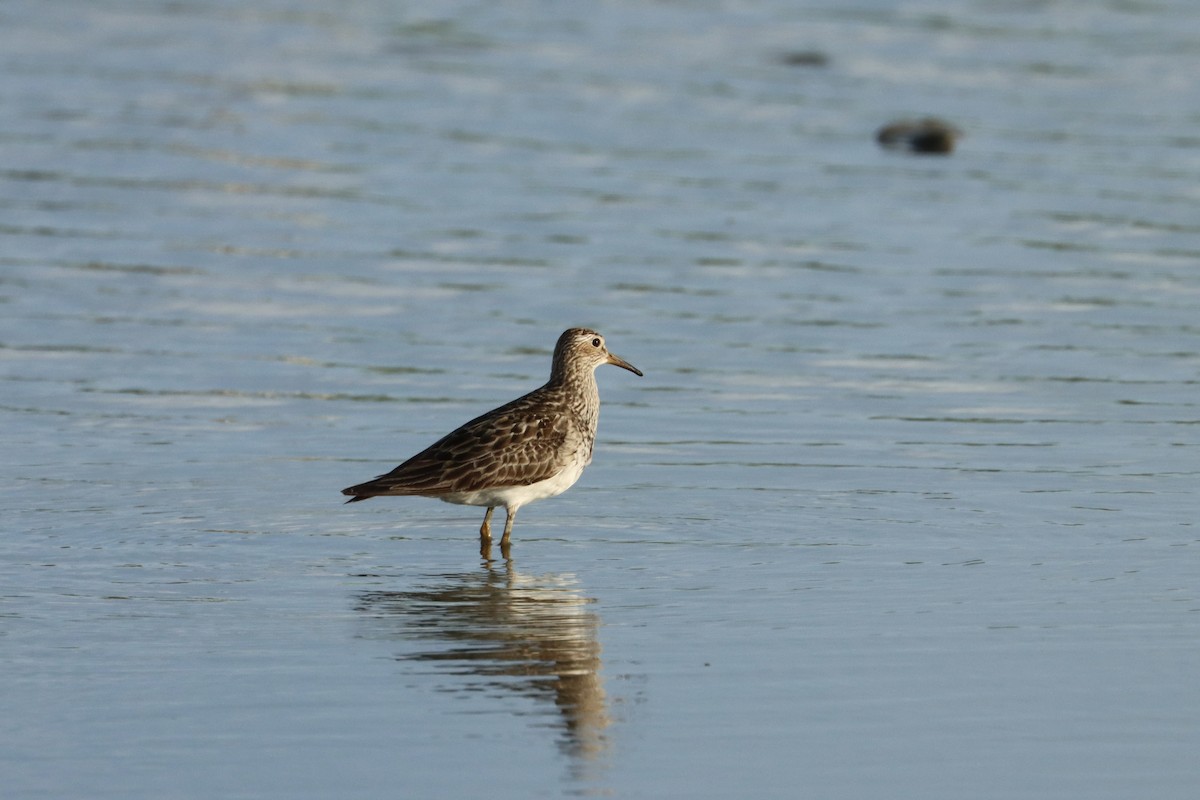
[3,1,1199,798]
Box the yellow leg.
[480,507,494,541]
[500,507,517,547]
[480,533,511,563]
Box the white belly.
[439,459,588,510]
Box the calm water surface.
[3,1,1199,798]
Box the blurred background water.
[2,1,1198,798]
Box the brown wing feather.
[341,388,578,500]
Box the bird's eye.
[591,338,601,347]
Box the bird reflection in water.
[356,560,611,772]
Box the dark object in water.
[779,50,829,67]
[876,117,961,154]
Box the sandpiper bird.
[342,328,642,550]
